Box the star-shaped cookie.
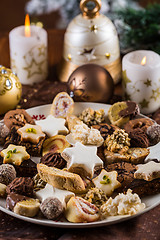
[92,169,121,196]
[1,144,30,165]
[134,161,160,181]
[17,123,45,144]
[62,142,103,178]
[36,184,75,208]
[36,115,69,137]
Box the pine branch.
[117,4,160,54]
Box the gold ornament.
[0,66,22,115]
[68,64,114,103]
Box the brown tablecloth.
[0,80,160,240]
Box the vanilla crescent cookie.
[134,161,160,181]
[65,196,100,223]
[50,92,74,118]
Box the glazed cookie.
[4,127,45,157]
[124,118,154,134]
[134,161,160,181]
[106,162,160,196]
[4,109,35,130]
[108,101,140,127]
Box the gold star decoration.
[144,79,152,87]
[10,58,17,73]
[67,54,72,61]
[23,58,46,79]
[122,70,131,88]
[151,88,160,101]
[139,99,149,109]
[38,44,46,57]
[105,53,110,59]
[90,25,98,33]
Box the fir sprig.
[116,4,160,54]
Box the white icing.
[17,123,45,143]
[134,161,160,180]
[36,184,74,208]
[36,115,69,137]
[101,189,145,216]
[62,142,103,178]
[1,144,30,165]
[92,169,121,196]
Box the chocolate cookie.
[129,128,149,148]
[4,127,44,157]
[6,192,29,211]
[106,162,160,197]
[14,159,37,178]
[146,124,160,145]
[92,123,118,140]
[6,177,34,197]
[124,118,154,134]
[4,109,35,130]
[40,152,66,169]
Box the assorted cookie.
[0,96,160,224]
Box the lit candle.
[122,50,160,114]
[9,14,48,85]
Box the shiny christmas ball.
[0,66,22,115]
[68,64,114,102]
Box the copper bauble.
[68,64,114,102]
[0,66,22,115]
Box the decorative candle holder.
[9,22,48,85]
[122,50,160,114]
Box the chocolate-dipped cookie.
[6,177,34,197]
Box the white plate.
[0,102,160,228]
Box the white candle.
[9,19,48,85]
[122,50,160,114]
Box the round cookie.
[129,128,150,148]
[146,124,160,145]
[0,164,16,185]
[4,109,35,130]
[40,197,63,220]
[124,118,154,134]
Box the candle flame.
[141,56,147,66]
[25,14,31,37]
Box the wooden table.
[0,30,159,240]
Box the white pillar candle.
[9,25,48,85]
[122,50,160,114]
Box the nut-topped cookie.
[4,109,35,130]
